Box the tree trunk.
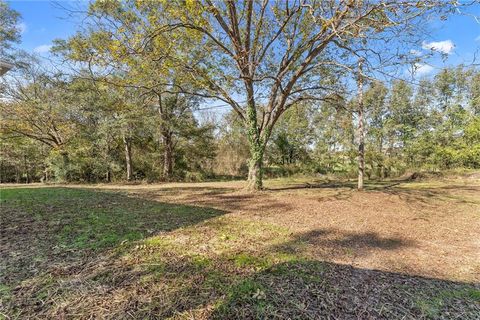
[60,150,70,182]
[358,109,365,190]
[245,98,266,190]
[379,164,386,179]
[357,59,365,191]
[43,167,49,183]
[123,134,133,181]
[24,154,29,184]
[105,141,112,183]
[162,130,174,180]
[377,135,384,179]
[247,144,264,190]
[157,93,174,181]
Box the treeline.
[1,64,478,183]
[1,1,479,187]
[1,62,216,183]
[265,67,480,178]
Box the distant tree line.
[1,1,478,187]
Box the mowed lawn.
[1,175,480,319]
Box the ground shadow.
[0,187,226,291]
[380,185,480,206]
[272,228,415,260]
[266,179,398,192]
[2,187,479,319]
[212,260,480,319]
[210,228,477,318]
[129,186,296,213]
[140,186,237,196]
[268,179,480,206]
[32,229,474,319]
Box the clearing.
[1,174,479,319]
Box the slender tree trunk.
[162,129,174,180]
[123,134,133,181]
[105,141,112,182]
[245,99,265,190]
[357,59,365,191]
[24,154,29,184]
[15,167,20,183]
[60,150,70,182]
[378,135,384,179]
[157,93,174,181]
[358,110,365,190]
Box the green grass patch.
[214,279,269,318]
[1,187,225,251]
[415,288,480,318]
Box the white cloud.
[33,44,52,53]
[413,63,434,76]
[421,40,455,55]
[17,22,27,34]
[475,35,480,42]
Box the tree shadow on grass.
[53,256,479,319]
[131,186,297,213]
[3,212,479,319]
[212,260,480,320]
[137,186,237,198]
[74,228,476,319]
[211,228,478,319]
[0,187,226,293]
[266,179,398,192]
[272,228,415,260]
[268,179,480,206]
[380,186,480,206]
[2,187,479,319]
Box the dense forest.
[1,1,479,188]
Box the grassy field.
[1,174,480,319]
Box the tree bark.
[247,138,265,190]
[357,59,365,191]
[245,98,265,190]
[123,134,133,181]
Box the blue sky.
[8,0,480,78]
[9,1,86,54]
